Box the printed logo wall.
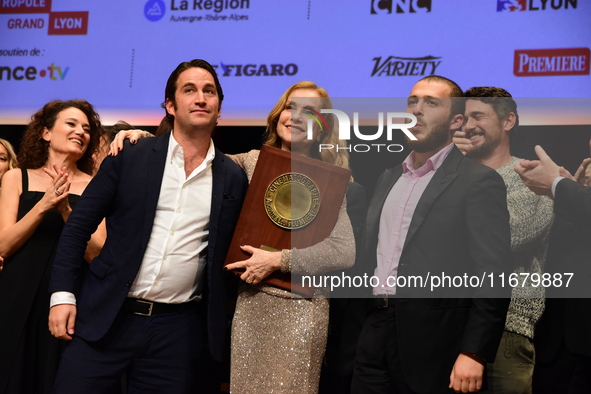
[497,0,577,11]
[214,62,297,77]
[1,0,590,125]
[497,1,589,78]
[1,0,88,34]
[371,56,442,77]
[0,0,89,82]
[370,0,431,14]
[144,0,166,21]
[514,48,590,77]
[0,62,68,81]
[145,0,251,23]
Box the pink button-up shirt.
[373,143,454,295]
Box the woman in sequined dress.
[108,82,356,393]
[224,82,355,393]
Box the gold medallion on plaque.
[264,173,320,229]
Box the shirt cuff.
[551,176,565,198]
[50,291,76,308]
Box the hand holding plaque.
[223,145,351,296]
[225,244,282,285]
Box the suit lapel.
[403,146,462,249]
[368,166,403,246]
[207,149,227,269]
[375,166,403,222]
[142,135,169,248]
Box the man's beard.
[466,139,494,161]
[465,128,502,161]
[405,121,451,153]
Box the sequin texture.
[228,150,355,393]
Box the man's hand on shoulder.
[449,352,485,393]
[48,304,77,340]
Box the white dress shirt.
[51,132,215,306]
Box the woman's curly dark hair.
[17,100,103,175]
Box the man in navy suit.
[48,59,248,393]
[352,76,511,393]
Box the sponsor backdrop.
[0,0,590,125]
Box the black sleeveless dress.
[0,169,81,394]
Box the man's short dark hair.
[464,86,519,139]
[417,75,464,117]
[162,59,224,124]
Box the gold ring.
[246,278,253,284]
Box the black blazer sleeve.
[555,178,591,228]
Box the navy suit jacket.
[364,146,512,392]
[49,133,248,362]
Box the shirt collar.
[402,142,454,176]
[168,131,216,165]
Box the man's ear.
[450,114,464,132]
[165,98,175,118]
[42,127,51,142]
[503,112,516,133]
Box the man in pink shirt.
[352,76,512,394]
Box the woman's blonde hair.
[0,138,18,170]
[264,81,350,171]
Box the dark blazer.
[535,178,591,364]
[555,178,591,226]
[49,133,248,362]
[554,179,591,356]
[364,146,512,393]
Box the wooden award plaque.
[224,145,351,296]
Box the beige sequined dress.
[229,150,355,394]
